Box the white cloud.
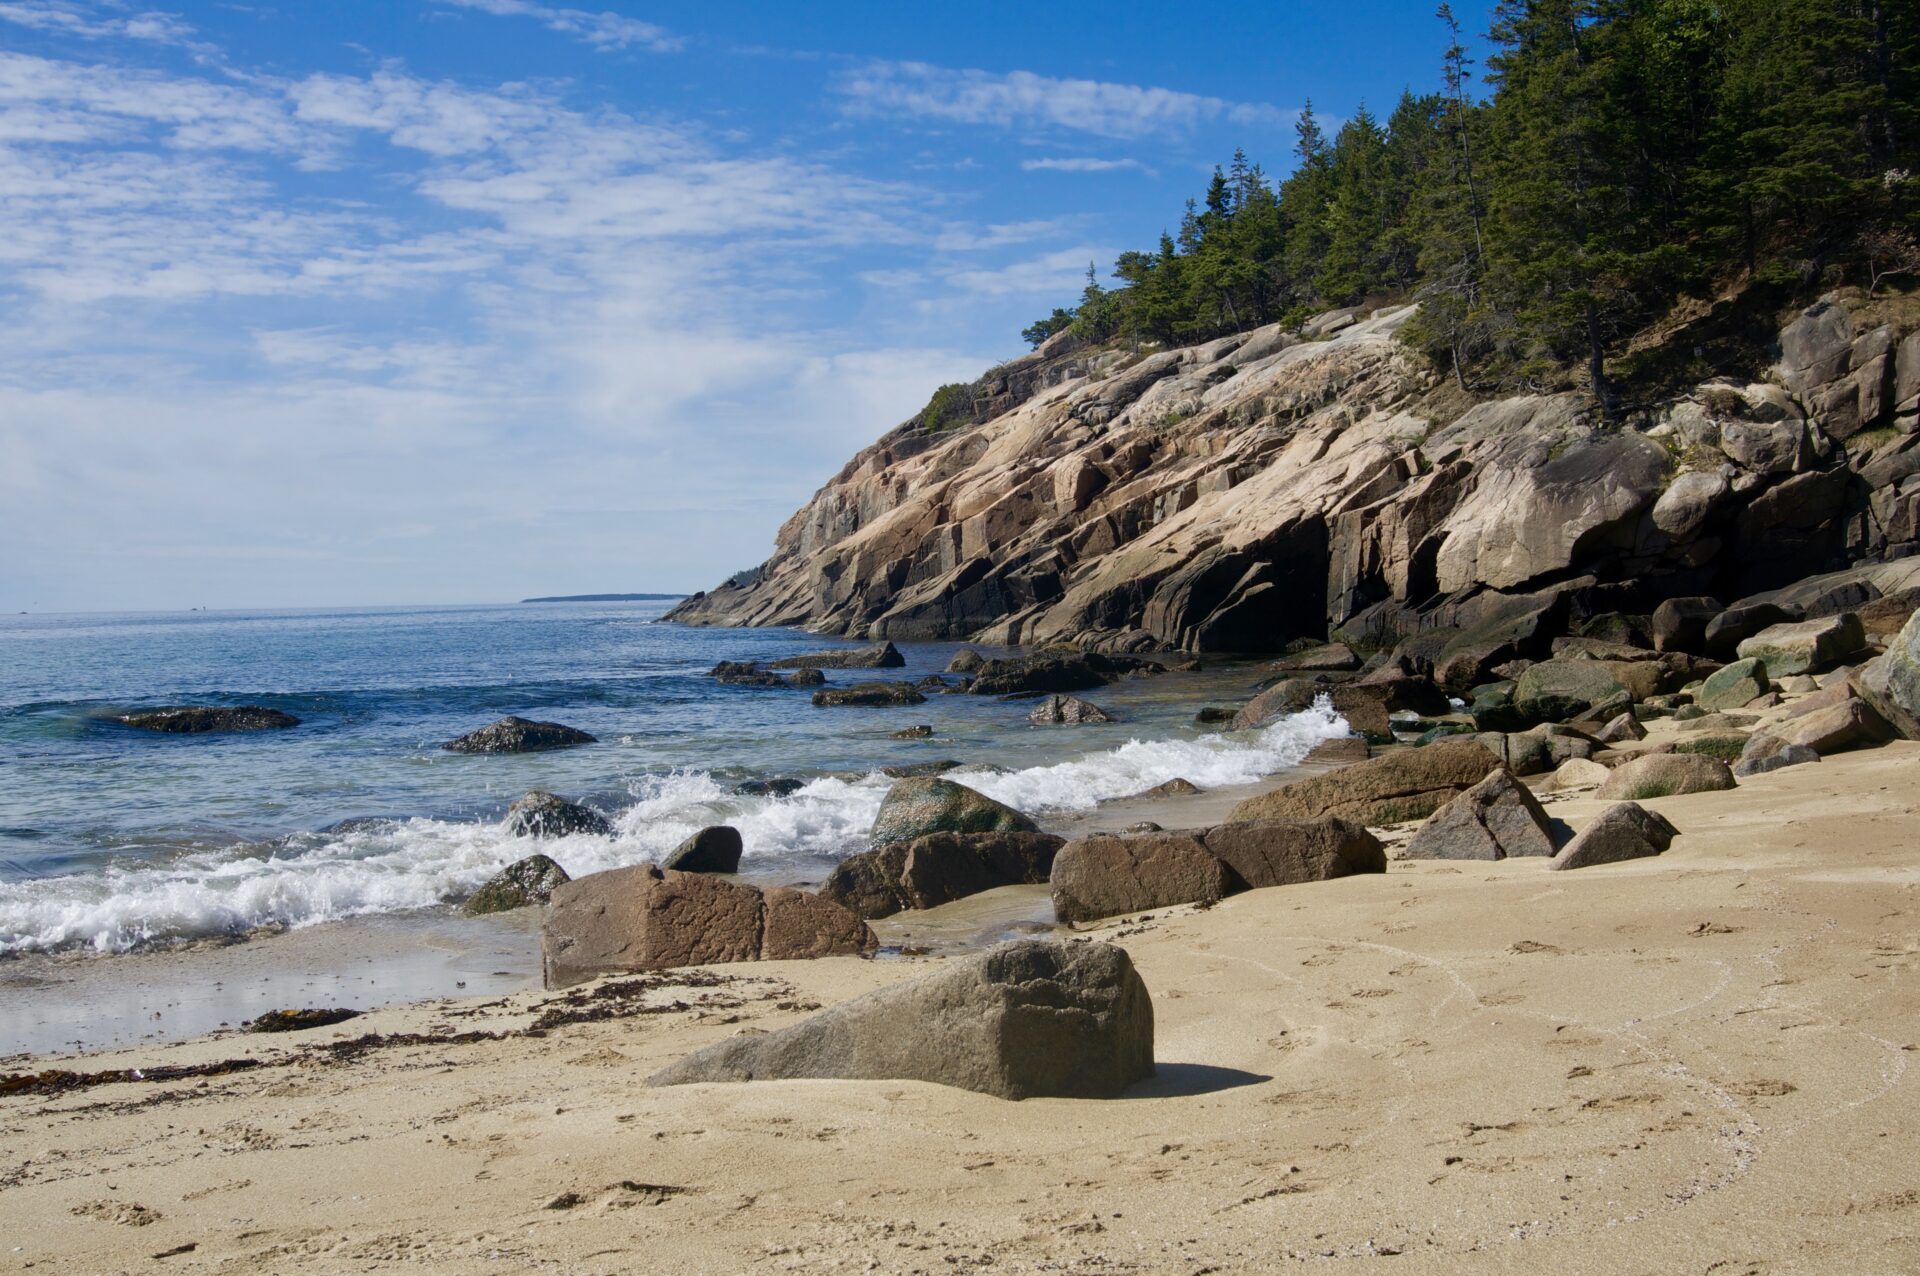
[0,46,1022,608]
[0,1,199,47]
[943,246,1108,298]
[1021,156,1151,175]
[439,0,681,53]
[835,61,1289,139]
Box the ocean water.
[0,601,1346,957]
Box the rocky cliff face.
[670,296,1920,664]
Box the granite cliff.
[670,295,1920,678]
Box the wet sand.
[5,737,1918,1273]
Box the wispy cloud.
[0,1,199,46]
[834,61,1289,139]
[439,0,682,53]
[1021,156,1152,175]
[942,246,1108,298]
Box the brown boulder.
[541,867,874,987]
[1595,753,1736,800]
[1227,739,1500,827]
[1770,697,1893,755]
[1050,832,1232,924]
[763,887,879,961]
[823,831,1065,919]
[1548,803,1678,870]
[1402,769,1558,861]
[1200,817,1384,889]
[648,939,1153,1100]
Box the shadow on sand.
[1122,1062,1270,1099]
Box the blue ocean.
[0,600,1343,957]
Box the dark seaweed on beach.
[249,1007,362,1033]
[525,969,783,1033]
[0,1057,266,1097]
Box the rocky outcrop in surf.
[670,294,1920,668]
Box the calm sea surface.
[0,601,1342,957]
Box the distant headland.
[519,593,689,603]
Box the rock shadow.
[1122,1063,1270,1099]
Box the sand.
[5,738,1919,1273]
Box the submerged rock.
[811,681,927,707]
[444,716,596,754]
[1028,694,1116,724]
[868,777,1038,848]
[647,939,1154,1100]
[119,705,300,733]
[463,853,571,915]
[503,791,612,839]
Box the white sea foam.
[0,703,1349,955]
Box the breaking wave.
[0,701,1348,955]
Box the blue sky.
[0,0,1495,611]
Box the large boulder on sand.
[444,716,595,754]
[1548,803,1679,870]
[1511,660,1629,724]
[660,825,743,873]
[1696,658,1769,711]
[1734,732,1820,777]
[647,939,1154,1100]
[823,831,1065,919]
[1768,696,1893,755]
[1852,605,1920,739]
[118,705,300,733]
[1596,753,1736,800]
[503,790,613,838]
[462,853,570,915]
[540,866,874,987]
[869,777,1038,848]
[1736,614,1867,676]
[1704,602,1799,659]
[1227,739,1500,827]
[1403,769,1558,861]
[1199,817,1385,889]
[1028,694,1116,724]
[1050,832,1232,924]
[769,642,904,670]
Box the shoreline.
[0,749,1334,1060]
[4,740,1916,1272]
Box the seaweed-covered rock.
[647,940,1153,1100]
[868,777,1038,848]
[119,706,300,733]
[1512,661,1629,725]
[463,853,571,915]
[811,681,927,707]
[1696,658,1769,711]
[1736,614,1867,676]
[444,716,596,754]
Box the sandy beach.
[5,726,1917,1274]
